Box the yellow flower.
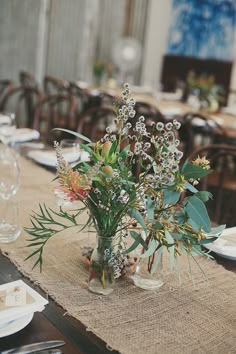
[192,156,210,170]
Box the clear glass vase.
[133,246,164,290]
[88,235,115,295]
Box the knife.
[1,340,65,354]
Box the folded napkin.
[205,227,236,259]
[10,128,40,143]
[0,114,12,124]
[0,280,48,325]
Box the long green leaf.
[195,191,213,202]
[185,196,211,232]
[128,208,147,233]
[52,128,91,143]
[150,246,163,275]
[140,239,157,258]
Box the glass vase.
[133,246,164,290]
[88,235,115,295]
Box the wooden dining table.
[98,86,236,139]
[0,251,117,354]
[0,249,236,354]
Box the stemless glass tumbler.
[0,147,21,243]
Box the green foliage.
[25,84,225,283]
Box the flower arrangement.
[25,84,224,294]
[184,71,225,111]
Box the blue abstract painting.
[167,0,236,60]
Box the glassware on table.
[0,146,21,243]
[0,112,16,145]
[60,139,81,163]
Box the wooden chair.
[86,91,118,110]
[33,94,77,144]
[189,144,236,227]
[132,101,166,128]
[44,76,69,96]
[68,82,92,117]
[0,86,42,128]
[179,112,227,160]
[19,71,39,90]
[0,80,14,109]
[76,106,116,142]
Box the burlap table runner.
[1,157,236,354]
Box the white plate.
[205,227,236,260]
[0,313,33,338]
[11,129,40,143]
[28,150,90,167]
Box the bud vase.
[88,235,115,295]
[133,246,164,290]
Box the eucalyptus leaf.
[150,246,163,275]
[207,224,226,236]
[176,210,186,224]
[188,218,200,231]
[182,163,212,179]
[147,197,154,220]
[165,230,174,246]
[185,196,211,232]
[198,236,218,245]
[184,182,198,193]
[124,239,140,254]
[163,190,181,205]
[128,208,147,233]
[195,191,213,202]
[140,239,157,258]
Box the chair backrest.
[33,94,77,144]
[0,87,42,128]
[132,101,166,127]
[189,144,236,226]
[68,82,91,115]
[0,80,14,110]
[19,71,38,90]
[86,91,118,110]
[179,112,227,159]
[44,76,69,96]
[76,106,116,142]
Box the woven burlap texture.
[1,157,236,354]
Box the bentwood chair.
[19,71,39,90]
[44,76,69,96]
[134,101,166,124]
[0,80,14,109]
[179,112,227,160]
[86,91,118,110]
[76,106,116,142]
[0,86,42,128]
[189,144,236,227]
[33,94,77,144]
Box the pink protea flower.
[54,141,91,201]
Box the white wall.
[0,0,41,82]
[140,0,172,88]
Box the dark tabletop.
[0,251,119,354]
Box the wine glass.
[0,112,16,146]
[60,139,81,163]
[0,147,21,243]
